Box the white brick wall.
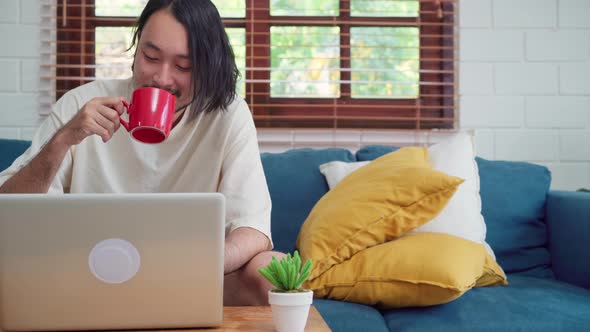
[0,0,589,190]
[461,0,590,190]
[495,64,559,95]
[0,0,41,140]
[561,63,590,95]
[461,96,524,128]
[526,31,590,61]
[559,0,590,28]
[493,0,557,28]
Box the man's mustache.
[143,84,181,98]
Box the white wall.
[460,0,590,190]
[0,0,41,140]
[0,0,589,190]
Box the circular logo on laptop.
[88,238,141,284]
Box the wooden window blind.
[40,0,457,129]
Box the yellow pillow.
[304,233,507,309]
[297,147,464,279]
[476,251,508,287]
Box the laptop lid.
[0,193,225,331]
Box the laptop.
[0,193,225,331]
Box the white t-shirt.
[0,79,272,245]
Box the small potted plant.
[258,250,313,332]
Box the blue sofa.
[2,138,590,331]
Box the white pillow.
[319,132,496,260]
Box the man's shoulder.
[201,96,251,123]
[221,97,251,119]
[212,96,247,114]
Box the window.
[42,0,456,129]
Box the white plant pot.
[268,290,313,332]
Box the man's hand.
[57,97,125,146]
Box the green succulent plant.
[258,250,312,293]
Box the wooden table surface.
[0,306,331,332]
[139,306,331,332]
[212,306,331,331]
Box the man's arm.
[224,227,271,275]
[0,96,125,194]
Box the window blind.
[40,0,457,129]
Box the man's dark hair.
[130,0,239,120]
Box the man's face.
[132,9,193,112]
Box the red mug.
[120,87,176,144]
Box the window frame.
[55,0,455,129]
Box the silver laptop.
[0,193,225,331]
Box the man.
[0,0,283,306]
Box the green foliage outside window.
[350,0,418,17]
[271,26,340,98]
[271,0,338,16]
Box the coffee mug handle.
[120,100,130,132]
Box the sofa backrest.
[0,139,31,172]
[476,157,553,278]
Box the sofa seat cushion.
[314,299,389,332]
[476,157,553,278]
[261,148,355,253]
[381,275,590,332]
